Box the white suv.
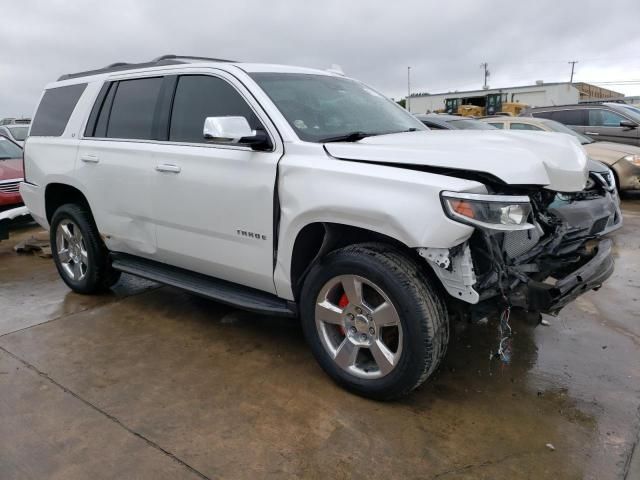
[21,55,621,399]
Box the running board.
[110,253,297,317]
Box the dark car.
[521,102,640,147]
[415,113,497,130]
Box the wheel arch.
[44,183,91,224]
[288,222,415,301]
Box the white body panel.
[325,130,588,193]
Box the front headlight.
[623,154,640,166]
[441,191,534,231]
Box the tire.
[50,203,121,294]
[300,242,449,400]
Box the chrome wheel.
[315,275,403,379]
[56,220,88,282]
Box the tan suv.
[480,116,640,192]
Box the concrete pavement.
[1,199,639,479]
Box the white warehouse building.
[407,82,623,114]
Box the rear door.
[547,109,587,135]
[585,108,640,146]
[77,76,163,257]
[150,71,282,293]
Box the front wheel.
[300,243,449,400]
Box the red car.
[0,135,24,209]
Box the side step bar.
[110,253,297,317]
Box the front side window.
[106,77,163,139]
[250,73,425,142]
[169,75,261,143]
[30,83,87,136]
[588,109,627,127]
[510,122,543,131]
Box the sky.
[2,0,640,118]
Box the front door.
[151,72,282,294]
[585,108,640,146]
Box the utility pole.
[568,61,578,84]
[407,66,411,111]
[480,62,489,90]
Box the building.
[407,81,623,114]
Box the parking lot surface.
[1,199,639,480]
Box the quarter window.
[169,75,261,143]
[588,109,626,127]
[30,83,87,136]
[106,77,163,139]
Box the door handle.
[585,132,600,136]
[155,164,181,173]
[80,154,100,163]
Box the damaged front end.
[422,170,621,317]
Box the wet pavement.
[0,199,639,480]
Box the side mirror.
[620,120,638,129]
[203,116,272,151]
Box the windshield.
[0,137,23,159]
[250,73,425,142]
[7,125,28,141]
[447,119,497,130]
[540,119,594,144]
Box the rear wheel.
[50,204,120,294]
[300,243,449,400]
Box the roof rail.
[57,54,237,81]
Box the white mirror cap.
[203,116,254,142]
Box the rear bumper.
[19,182,48,229]
[525,238,614,313]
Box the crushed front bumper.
[523,238,614,314]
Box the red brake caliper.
[338,293,349,336]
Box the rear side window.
[30,83,87,136]
[169,75,261,143]
[106,77,163,139]
[488,122,504,129]
[550,109,583,126]
[510,122,543,131]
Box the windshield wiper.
[321,131,379,143]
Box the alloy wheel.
[315,274,403,379]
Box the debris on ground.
[14,235,52,258]
[546,443,556,451]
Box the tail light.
[21,142,27,183]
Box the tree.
[396,98,406,108]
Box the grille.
[593,171,615,191]
[590,216,609,235]
[502,228,541,259]
[0,181,20,194]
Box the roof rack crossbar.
[57,54,237,81]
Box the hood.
[0,158,24,180]
[324,130,588,192]
[583,141,640,165]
